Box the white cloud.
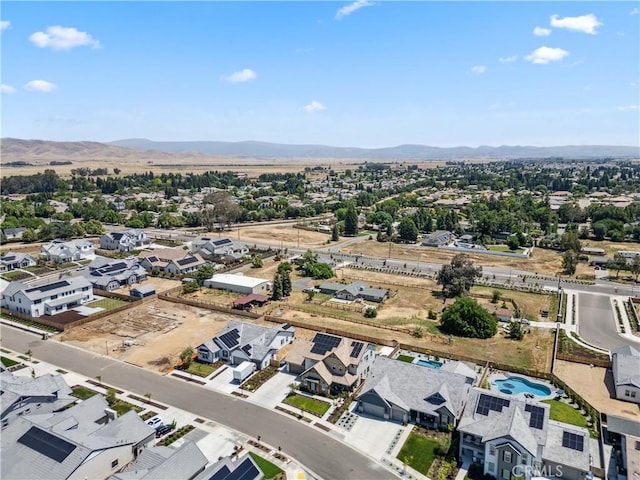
[618,105,639,111]
[0,21,10,31]
[224,69,257,83]
[525,46,569,64]
[29,25,100,50]
[533,26,552,36]
[550,14,602,34]
[335,0,374,20]
[471,65,487,74]
[303,100,326,113]
[498,55,518,63]
[24,80,57,92]
[1,84,16,94]
[630,8,638,15]
[631,82,637,87]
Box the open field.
[112,277,181,295]
[471,286,553,321]
[238,225,335,248]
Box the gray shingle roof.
[613,345,640,388]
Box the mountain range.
[2,137,638,163]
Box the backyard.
[86,298,130,310]
[541,399,589,429]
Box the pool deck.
[487,372,557,402]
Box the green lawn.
[249,452,284,479]
[487,245,525,254]
[86,298,129,310]
[71,386,99,400]
[1,356,19,367]
[542,400,589,429]
[111,401,143,416]
[397,433,439,474]
[183,361,221,377]
[396,354,415,363]
[1,270,29,280]
[283,393,331,416]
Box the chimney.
[104,407,117,423]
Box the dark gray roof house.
[318,280,389,303]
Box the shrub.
[364,307,377,318]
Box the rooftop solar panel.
[208,465,231,480]
[311,333,342,355]
[562,431,584,451]
[525,404,545,430]
[476,393,510,416]
[177,256,199,266]
[17,426,76,463]
[230,457,260,480]
[218,330,240,349]
[25,280,69,294]
[350,342,364,358]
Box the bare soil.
[238,225,334,248]
[113,277,182,295]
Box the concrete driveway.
[342,411,410,460]
[248,371,297,409]
[207,366,240,394]
[577,292,635,350]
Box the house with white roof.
[1,276,93,317]
[40,239,95,264]
[100,230,149,252]
[197,319,295,370]
[0,395,155,480]
[191,237,249,262]
[457,388,592,480]
[84,256,147,292]
[356,356,475,428]
[203,273,270,295]
[612,345,640,404]
[0,251,37,272]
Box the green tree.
[630,255,640,283]
[251,255,263,268]
[436,254,482,298]
[305,289,316,301]
[559,231,581,253]
[344,203,359,236]
[331,224,340,242]
[562,250,578,275]
[507,235,520,251]
[182,281,199,294]
[194,264,215,285]
[272,273,283,300]
[84,219,105,235]
[608,252,626,279]
[440,296,498,339]
[21,228,37,242]
[397,217,419,242]
[364,307,377,318]
[506,321,525,340]
[179,346,195,367]
[281,270,292,297]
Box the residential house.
[1,370,75,430]
[2,227,26,241]
[604,415,640,480]
[40,239,95,264]
[109,441,208,480]
[84,256,147,292]
[286,332,375,396]
[356,356,475,429]
[138,249,206,275]
[193,453,262,480]
[0,252,37,272]
[191,237,249,262]
[457,388,591,480]
[422,230,455,247]
[0,395,155,480]
[318,281,389,303]
[203,273,270,295]
[612,345,640,404]
[100,230,149,252]
[1,276,93,317]
[197,320,295,371]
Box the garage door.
[362,402,385,419]
[391,408,405,423]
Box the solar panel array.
[17,427,76,463]
[209,465,231,480]
[311,333,342,355]
[476,393,511,416]
[524,404,545,429]
[177,256,199,266]
[26,281,69,294]
[350,341,364,358]
[241,344,252,355]
[218,329,240,349]
[562,431,584,451]
[207,457,260,480]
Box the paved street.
[0,326,395,480]
[577,293,637,350]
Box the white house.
[0,252,37,272]
[191,237,249,262]
[197,320,295,370]
[203,273,270,295]
[1,277,93,317]
[84,256,147,292]
[100,230,149,252]
[40,239,95,264]
[612,345,640,404]
[138,248,206,275]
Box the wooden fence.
[159,291,261,319]
[555,352,612,369]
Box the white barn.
[203,273,270,295]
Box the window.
[488,463,495,473]
[501,469,510,480]
[489,445,496,455]
[1,418,8,429]
[521,453,528,464]
[111,459,119,469]
[503,451,512,463]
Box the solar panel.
[208,465,231,480]
[17,426,76,463]
[242,344,252,355]
[229,457,260,480]
[177,256,198,266]
[476,393,510,416]
[26,281,69,294]
[350,342,364,358]
[218,330,240,349]
[562,431,584,451]
[311,333,342,355]
[525,404,545,429]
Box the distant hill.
[1,137,638,163]
[109,138,640,159]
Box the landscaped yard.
[86,298,129,310]
[71,386,99,400]
[542,399,589,429]
[183,360,223,377]
[396,432,440,474]
[1,356,19,367]
[283,393,331,417]
[111,400,143,416]
[248,452,284,479]
[487,245,526,254]
[396,354,415,363]
[1,270,30,280]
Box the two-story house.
[1,277,94,317]
[100,230,149,252]
[84,256,147,292]
[286,333,375,396]
[138,248,206,275]
[40,239,95,264]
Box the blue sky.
[1,1,639,147]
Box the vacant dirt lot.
[238,225,334,248]
[112,277,181,295]
[472,286,553,321]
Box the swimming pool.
[416,359,443,369]
[493,376,551,396]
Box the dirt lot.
[554,360,640,421]
[472,286,553,321]
[238,225,335,248]
[112,277,182,295]
[341,239,594,278]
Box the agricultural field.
[238,224,335,248]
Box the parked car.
[146,417,162,428]
[155,424,173,437]
[519,318,531,325]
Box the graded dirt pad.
[112,277,182,296]
[553,360,640,421]
[238,225,334,248]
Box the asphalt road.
[0,327,395,480]
[577,293,634,350]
